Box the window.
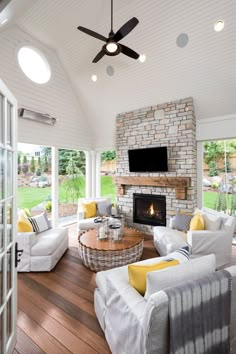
[17,143,52,217]
[203,139,236,214]
[17,46,51,84]
[101,150,116,203]
[58,149,86,224]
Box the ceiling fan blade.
[120,44,139,60]
[77,26,107,42]
[92,49,105,63]
[113,17,139,42]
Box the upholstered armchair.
[153,207,236,268]
[77,197,117,234]
[187,208,236,268]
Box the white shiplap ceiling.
[7,0,236,149]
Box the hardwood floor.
[16,224,236,354]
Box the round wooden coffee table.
[78,228,144,272]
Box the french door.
[0,79,17,353]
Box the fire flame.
[149,203,154,215]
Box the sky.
[18,143,41,154]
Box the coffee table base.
[78,241,143,272]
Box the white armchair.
[187,208,236,268]
[77,197,117,234]
[153,208,236,268]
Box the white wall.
[0,25,92,150]
[197,114,236,142]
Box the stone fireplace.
[133,193,166,227]
[116,96,197,233]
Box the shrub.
[36,167,42,176]
[23,208,31,217]
[211,182,219,189]
[208,161,219,176]
[45,200,52,212]
[221,160,232,173]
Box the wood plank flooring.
[16,224,236,354]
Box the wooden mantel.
[116,176,191,200]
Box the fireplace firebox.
[133,193,166,226]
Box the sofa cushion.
[31,227,67,256]
[189,213,205,230]
[153,226,188,256]
[202,212,222,230]
[17,210,33,232]
[97,200,112,217]
[82,202,97,219]
[171,213,192,232]
[145,254,216,300]
[128,259,180,295]
[78,217,98,230]
[28,212,51,233]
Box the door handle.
[14,242,23,268]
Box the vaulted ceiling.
[1,0,236,149]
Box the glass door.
[0,79,17,354]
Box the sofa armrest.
[105,274,147,354]
[187,230,232,268]
[16,232,37,272]
[77,207,85,221]
[111,205,118,216]
[17,232,37,248]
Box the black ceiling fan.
[77,0,140,63]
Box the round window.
[17,46,51,84]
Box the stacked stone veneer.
[116,97,197,234]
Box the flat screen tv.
[128,146,168,172]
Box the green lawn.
[18,180,222,211]
[101,175,116,203]
[203,191,218,209]
[17,176,116,209]
[203,191,233,210]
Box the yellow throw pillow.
[82,202,97,219]
[189,213,204,231]
[17,211,33,232]
[128,259,179,295]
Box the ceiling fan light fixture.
[77,0,139,62]
[106,42,118,53]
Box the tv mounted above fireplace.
[128,146,168,172]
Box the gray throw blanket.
[165,270,232,354]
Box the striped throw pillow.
[28,212,51,233]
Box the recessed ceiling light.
[1,18,8,25]
[139,54,146,63]
[214,20,224,32]
[91,74,97,82]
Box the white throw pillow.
[144,254,216,300]
[202,213,222,231]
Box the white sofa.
[77,197,117,234]
[16,226,69,272]
[153,207,236,268]
[94,253,236,354]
